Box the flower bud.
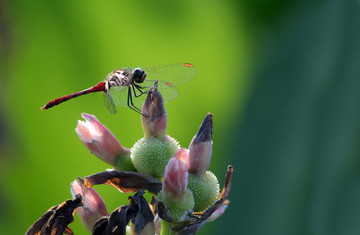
[188,113,213,177]
[70,177,108,233]
[75,113,134,171]
[158,150,195,221]
[174,148,190,170]
[163,150,188,200]
[141,81,167,139]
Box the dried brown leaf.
[26,194,82,235]
[85,170,162,194]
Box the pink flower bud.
[141,81,167,139]
[70,177,108,233]
[188,113,213,176]
[75,113,130,166]
[163,149,188,200]
[174,148,190,171]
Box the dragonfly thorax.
[106,69,133,88]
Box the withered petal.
[195,113,213,143]
[92,191,154,235]
[171,165,233,233]
[64,227,74,235]
[84,170,162,194]
[92,216,109,235]
[108,206,137,235]
[156,201,173,223]
[149,196,157,215]
[129,190,154,234]
[26,194,83,235]
[218,165,232,200]
[92,206,137,235]
[25,205,57,235]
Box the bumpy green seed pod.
[131,135,180,178]
[187,171,220,212]
[158,189,195,222]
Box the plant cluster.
[26,82,232,235]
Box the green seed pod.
[113,153,136,172]
[158,189,195,222]
[131,135,180,178]
[187,171,219,212]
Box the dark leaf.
[149,196,157,215]
[156,200,174,223]
[26,205,57,235]
[85,170,162,194]
[92,206,137,235]
[92,190,154,235]
[92,217,109,235]
[129,190,155,234]
[64,227,74,235]
[26,194,82,235]
[171,165,233,234]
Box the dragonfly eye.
[133,68,146,83]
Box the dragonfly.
[41,63,196,114]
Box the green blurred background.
[1,0,360,234]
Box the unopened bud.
[141,81,167,139]
[76,113,134,171]
[163,151,188,200]
[158,150,195,222]
[188,113,213,176]
[70,177,108,233]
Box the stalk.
[161,220,176,235]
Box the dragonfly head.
[133,68,146,83]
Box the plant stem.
[161,220,176,235]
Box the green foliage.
[218,1,360,235]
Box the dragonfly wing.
[103,91,117,114]
[141,80,179,103]
[141,63,197,86]
[157,81,179,103]
[109,85,147,111]
[109,86,128,108]
[104,63,196,112]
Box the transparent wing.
[109,86,129,108]
[103,91,117,114]
[141,80,179,103]
[157,81,179,103]
[103,63,196,112]
[141,63,197,86]
[108,85,147,111]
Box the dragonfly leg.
[134,83,147,93]
[127,87,142,114]
[132,84,147,98]
[136,85,152,89]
